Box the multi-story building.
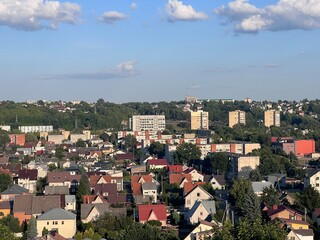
[229,110,246,128]
[191,111,209,130]
[264,110,280,127]
[229,154,260,179]
[131,115,165,132]
[0,125,11,132]
[19,125,53,133]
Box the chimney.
[272,205,278,210]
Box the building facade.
[131,115,166,132]
[229,110,246,128]
[19,125,53,133]
[264,110,280,127]
[191,111,209,130]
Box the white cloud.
[43,61,139,80]
[215,0,320,33]
[0,0,81,31]
[99,11,127,24]
[130,3,137,11]
[165,0,207,22]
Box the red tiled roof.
[89,175,112,188]
[132,182,142,196]
[138,204,166,222]
[169,174,192,185]
[131,175,153,184]
[83,195,107,204]
[183,182,206,195]
[168,165,183,173]
[116,153,135,161]
[147,159,168,166]
[267,205,303,218]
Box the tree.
[172,211,180,225]
[42,227,49,236]
[76,139,86,148]
[0,174,12,192]
[25,133,38,143]
[249,169,262,181]
[0,215,21,233]
[296,185,320,213]
[229,178,253,214]
[77,171,90,201]
[148,142,165,158]
[261,186,280,208]
[123,135,137,152]
[242,190,261,222]
[206,152,229,174]
[0,224,18,240]
[212,220,234,240]
[55,146,64,159]
[27,217,38,240]
[0,130,10,150]
[173,142,201,165]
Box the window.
[55,221,58,225]
[62,221,64,225]
[47,222,49,225]
[197,193,201,197]
[200,212,203,216]
[52,221,55,225]
[290,237,295,240]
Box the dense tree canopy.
[173,142,201,165]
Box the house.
[89,174,123,192]
[81,203,109,223]
[0,184,28,202]
[36,208,76,239]
[65,195,76,211]
[47,171,81,193]
[83,195,108,204]
[252,181,273,196]
[94,183,117,197]
[147,159,168,170]
[114,153,135,166]
[183,182,206,196]
[184,221,220,240]
[206,175,226,190]
[267,205,303,221]
[138,204,167,226]
[183,168,204,182]
[184,186,213,209]
[27,161,48,178]
[130,165,147,175]
[141,182,158,203]
[17,169,38,193]
[278,218,309,230]
[304,169,320,192]
[167,165,183,174]
[44,186,69,195]
[286,228,314,240]
[266,174,286,188]
[0,201,11,218]
[187,200,216,224]
[169,174,192,188]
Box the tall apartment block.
[229,110,246,128]
[131,115,166,132]
[191,111,209,130]
[264,110,280,127]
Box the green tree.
[229,178,253,214]
[0,224,18,240]
[0,130,10,150]
[173,142,201,165]
[261,186,280,208]
[77,171,90,201]
[42,227,49,236]
[0,174,12,192]
[27,217,38,240]
[213,220,234,240]
[0,214,21,233]
[148,142,165,158]
[242,191,261,222]
[123,135,137,152]
[55,146,64,159]
[296,185,320,213]
[249,169,262,181]
[172,211,180,225]
[206,152,229,174]
[25,133,38,143]
[76,139,86,148]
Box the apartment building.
[191,111,209,130]
[229,110,246,128]
[131,115,165,132]
[19,125,53,133]
[264,110,280,127]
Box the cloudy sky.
[1,0,320,102]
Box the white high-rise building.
[131,115,165,132]
[19,125,54,133]
[264,110,280,127]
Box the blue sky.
[1,0,320,103]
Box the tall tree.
[296,185,320,213]
[242,191,261,222]
[261,186,280,208]
[173,142,201,165]
[148,142,165,158]
[229,178,253,214]
[206,152,229,174]
[0,224,18,240]
[0,214,21,233]
[27,217,38,240]
[0,174,12,192]
[0,130,10,150]
[77,171,90,201]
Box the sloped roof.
[184,185,212,199]
[138,204,166,222]
[37,208,76,220]
[81,203,109,220]
[44,186,69,195]
[94,183,117,195]
[107,193,127,204]
[267,205,303,218]
[32,195,61,214]
[147,159,168,166]
[1,184,28,195]
[211,175,226,186]
[90,175,112,188]
[18,169,38,180]
[168,165,183,173]
[47,171,81,183]
[142,182,157,191]
[184,182,206,195]
[13,194,33,214]
[252,181,273,193]
[293,229,314,236]
[169,173,192,185]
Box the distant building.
[131,115,166,132]
[191,111,209,130]
[229,155,260,179]
[0,125,11,132]
[19,125,53,133]
[9,134,26,146]
[185,96,198,103]
[229,110,246,128]
[264,110,280,127]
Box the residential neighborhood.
[1,98,320,239]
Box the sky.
[1,0,320,103]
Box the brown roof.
[13,195,33,214]
[267,205,303,218]
[107,194,127,204]
[18,169,38,180]
[89,175,112,188]
[94,184,117,196]
[169,173,192,185]
[184,182,206,195]
[48,171,81,183]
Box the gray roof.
[65,195,75,204]
[201,200,217,214]
[293,229,314,236]
[81,203,109,220]
[306,169,320,178]
[44,186,69,195]
[1,184,28,195]
[37,208,76,220]
[252,181,273,193]
[142,182,157,191]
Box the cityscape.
[2,0,320,239]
